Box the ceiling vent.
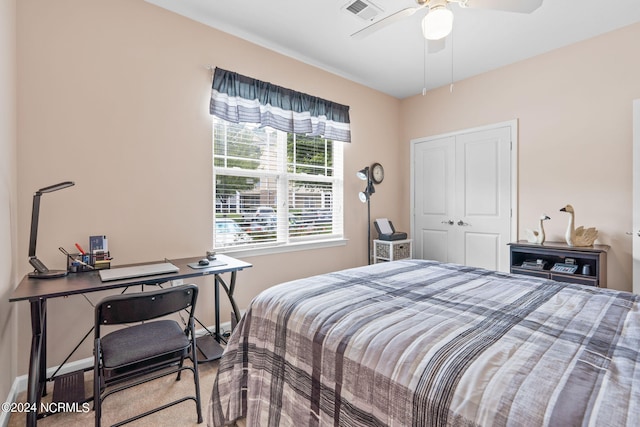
[342,0,383,22]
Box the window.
[213,117,343,251]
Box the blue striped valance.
[210,67,351,143]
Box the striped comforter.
[208,260,640,426]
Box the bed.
[208,259,640,426]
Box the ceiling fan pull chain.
[450,25,455,93]
[423,37,427,96]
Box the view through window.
[213,117,344,250]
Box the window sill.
[215,238,348,258]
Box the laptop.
[99,262,179,282]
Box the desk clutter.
[62,234,112,273]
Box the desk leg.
[216,271,241,326]
[195,273,223,363]
[194,271,241,363]
[26,299,46,427]
[215,273,220,342]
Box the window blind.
[213,118,343,250]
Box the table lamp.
[28,181,75,279]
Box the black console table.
[509,241,609,288]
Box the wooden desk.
[9,254,252,426]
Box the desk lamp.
[357,167,375,264]
[28,181,75,279]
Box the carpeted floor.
[8,360,219,427]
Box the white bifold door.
[411,122,516,272]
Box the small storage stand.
[509,241,609,287]
[373,239,412,263]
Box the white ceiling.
[145,0,640,99]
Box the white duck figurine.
[559,204,598,247]
[525,214,551,244]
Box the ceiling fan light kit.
[422,5,454,40]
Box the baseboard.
[1,320,234,424]
[0,378,21,427]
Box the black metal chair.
[93,284,202,427]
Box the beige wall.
[0,0,17,405]
[14,0,401,375]
[400,22,640,292]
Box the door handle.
[626,231,640,237]
[457,220,470,226]
[441,220,454,225]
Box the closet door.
[412,124,514,271]
[413,136,457,264]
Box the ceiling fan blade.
[461,0,543,13]
[351,6,423,39]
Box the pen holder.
[66,251,111,273]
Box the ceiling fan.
[351,0,543,40]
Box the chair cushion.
[101,319,190,369]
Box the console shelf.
[509,241,609,288]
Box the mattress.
[208,259,640,426]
